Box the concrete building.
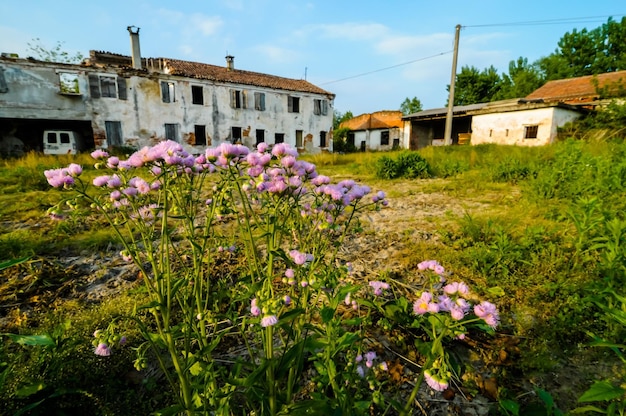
[338,110,404,151]
[0,28,335,154]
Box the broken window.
[254,92,266,111]
[192,86,203,105]
[100,76,117,98]
[230,89,246,109]
[313,99,328,115]
[295,130,303,148]
[231,127,242,143]
[161,81,175,103]
[275,133,284,144]
[288,96,300,113]
[59,72,80,94]
[256,129,265,145]
[194,125,206,145]
[0,68,8,93]
[524,125,539,139]
[320,131,327,148]
[381,131,390,146]
[165,123,179,141]
[89,74,127,99]
[105,121,123,147]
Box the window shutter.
[230,89,236,108]
[117,78,127,100]
[242,91,248,109]
[288,96,293,112]
[0,68,7,93]
[88,74,100,98]
[321,100,328,115]
[161,81,170,103]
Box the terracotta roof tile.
[339,111,403,130]
[164,59,334,97]
[88,51,334,97]
[526,70,626,103]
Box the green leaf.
[321,307,335,323]
[499,398,520,415]
[578,381,625,402]
[569,405,608,414]
[0,256,30,271]
[487,286,506,297]
[16,382,46,397]
[189,361,203,376]
[2,333,55,347]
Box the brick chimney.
[127,26,142,69]
[225,55,235,71]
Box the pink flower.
[260,315,278,327]
[424,369,448,392]
[250,298,261,317]
[369,281,390,296]
[91,149,109,159]
[474,301,500,329]
[94,343,112,356]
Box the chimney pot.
[225,55,235,71]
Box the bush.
[375,151,431,179]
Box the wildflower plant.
[365,260,501,415]
[45,141,387,415]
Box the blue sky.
[1,1,624,115]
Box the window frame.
[105,121,123,147]
[161,81,176,103]
[320,131,327,148]
[194,125,207,145]
[254,92,266,111]
[58,72,80,95]
[100,76,117,98]
[380,130,390,146]
[256,129,265,145]
[313,99,328,115]
[524,125,539,139]
[288,96,300,113]
[192,85,204,105]
[231,126,242,143]
[164,123,180,141]
[275,133,285,144]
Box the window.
[88,75,127,99]
[192,86,204,105]
[100,76,117,98]
[230,89,246,109]
[256,129,265,145]
[60,132,70,144]
[47,132,57,144]
[254,92,266,111]
[231,127,242,143]
[165,123,179,141]
[0,68,7,93]
[295,130,303,148]
[194,125,206,145]
[275,133,284,144]
[288,96,300,113]
[105,121,123,147]
[161,81,175,103]
[313,99,328,115]
[320,131,327,148]
[59,72,80,94]
[347,132,355,148]
[381,131,390,146]
[524,125,539,139]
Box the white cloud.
[190,14,223,36]
[254,44,301,63]
[298,22,389,41]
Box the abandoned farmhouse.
[0,28,335,155]
[1,26,625,155]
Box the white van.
[43,130,84,155]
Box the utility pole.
[444,24,461,146]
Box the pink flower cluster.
[44,163,83,188]
[424,369,449,392]
[355,351,387,378]
[369,280,390,296]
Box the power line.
[319,51,452,86]
[464,14,625,28]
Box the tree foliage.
[400,97,423,115]
[450,17,626,105]
[27,38,84,64]
[333,110,354,130]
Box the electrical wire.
[319,51,452,86]
[464,14,625,28]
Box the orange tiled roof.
[339,110,403,130]
[88,51,334,97]
[526,70,626,103]
[164,59,334,97]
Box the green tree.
[495,57,545,100]
[400,97,423,115]
[27,38,83,64]
[333,110,354,130]
[537,17,626,80]
[450,65,503,105]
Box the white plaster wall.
[0,61,90,120]
[0,59,334,154]
[92,74,334,153]
[471,107,581,146]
